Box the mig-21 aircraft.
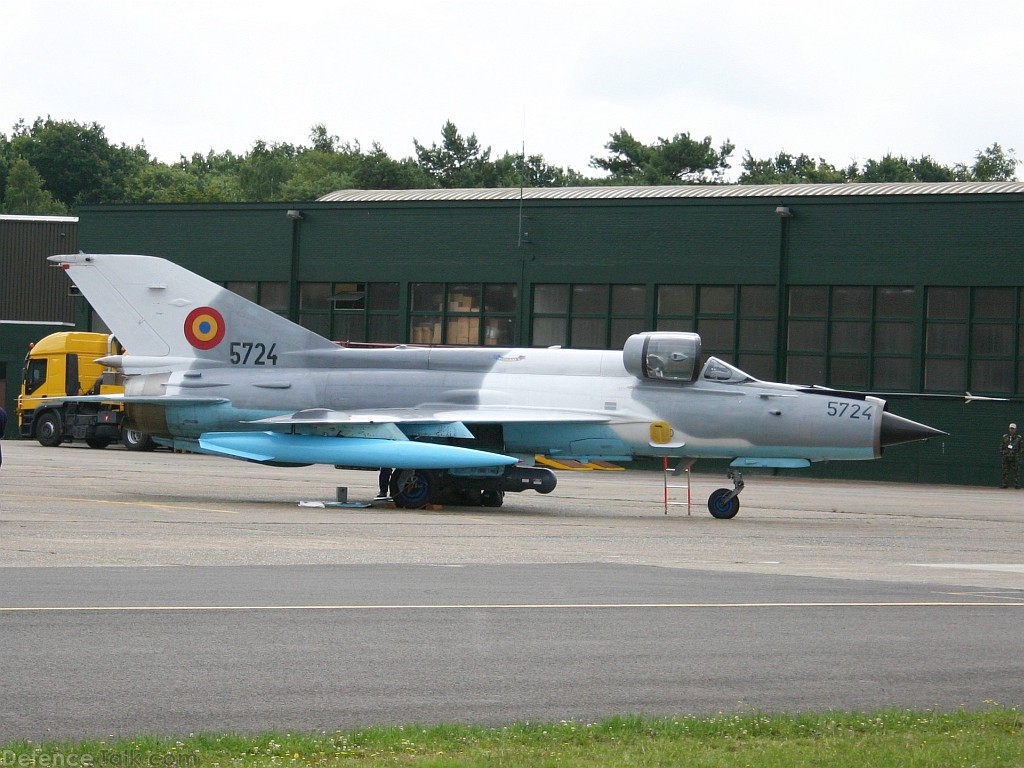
[49,253,944,517]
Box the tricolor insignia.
[184,306,226,349]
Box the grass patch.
[1,709,1021,767]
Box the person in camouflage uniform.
[1000,422,1021,488]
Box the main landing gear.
[707,468,744,519]
[389,466,558,509]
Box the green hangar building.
[36,181,1024,484]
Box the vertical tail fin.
[49,253,339,369]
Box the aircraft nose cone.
[880,411,947,447]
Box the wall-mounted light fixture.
[775,206,793,218]
[286,209,304,221]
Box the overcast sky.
[6,0,1022,180]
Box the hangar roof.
[0,213,79,223]
[318,181,1024,203]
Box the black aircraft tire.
[36,411,63,447]
[122,429,157,451]
[390,469,437,509]
[86,438,111,449]
[708,488,740,519]
[481,489,504,508]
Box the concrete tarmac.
[1,441,1022,740]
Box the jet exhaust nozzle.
[879,412,947,448]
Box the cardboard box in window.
[448,294,475,312]
[484,319,505,346]
[447,317,480,344]
[412,322,443,344]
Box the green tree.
[590,128,735,184]
[3,156,68,214]
[178,148,243,179]
[856,154,929,183]
[309,123,340,153]
[353,143,436,190]
[414,121,493,187]
[968,143,1018,181]
[0,132,11,200]
[8,114,1016,203]
[905,155,956,182]
[490,151,587,188]
[280,141,363,200]
[121,149,246,203]
[9,117,148,207]
[236,139,298,201]
[738,151,848,184]
[173,150,245,201]
[125,162,204,203]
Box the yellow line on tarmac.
[1,601,1021,613]
[3,494,239,515]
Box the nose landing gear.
[707,468,744,519]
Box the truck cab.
[18,331,152,450]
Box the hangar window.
[656,285,694,321]
[259,282,289,313]
[872,286,915,390]
[924,287,968,392]
[786,286,826,385]
[787,285,913,389]
[366,282,401,343]
[696,285,735,358]
[340,282,400,343]
[926,286,1016,394]
[531,283,644,348]
[1016,305,1024,395]
[610,285,646,348]
[829,286,871,388]
[295,281,401,343]
[656,284,776,380]
[483,284,518,345]
[299,283,332,337]
[737,285,777,379]
[225,281,258,302]
[411,282,517,345]
[226,281,289,314]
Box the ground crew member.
[1000,422,1021,488]
[376,467,393,500]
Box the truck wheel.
[122,429,156,451]
[36,411,63,447]
[86,438,111,449]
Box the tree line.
[0,116,1018,215]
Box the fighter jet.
[49,253,944,517]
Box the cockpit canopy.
[623,332,702,382]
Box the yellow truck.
[17,331,154,450]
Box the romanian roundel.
[184,306,226,350]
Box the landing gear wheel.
[481,489,504,508]
[390,469,437,509]
[36,411,63,447]
[708,488,740,519]
[122,429,156,451]
[86,438,111,449]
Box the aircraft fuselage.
[125,344,887,465]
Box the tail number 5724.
[229,341,278,365]
[827,401,872,420]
